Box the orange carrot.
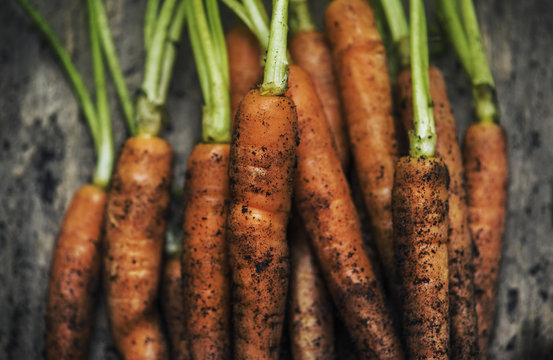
[290,31,349,169]
[393,157,450,359]
[104,136,172,359]
[463,123,508,357]
[45,185,105,360]
[161,250,189,360]
[228,89,297,359]
[181,143,231,359]
[324,0,399,292]
[226,25,264,120]
[288,218,335,360]
[396,66,479,358]
[287,65,402,359]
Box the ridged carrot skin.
[290,30,349,170]
[393,156,450,359]
[289,219,335,360]
[324,0,398,293]
[396,67,479,358]
[226,25,264,120]
[463,122,508,358]
[45,184,105,360]
[181,143,231,360]
[287,65,402,359]
[228,89,297,360]
[162,252,189,360]
[104,136,172,359]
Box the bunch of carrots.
[19,0,508,358]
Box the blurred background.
[0,0,552,358]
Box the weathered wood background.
[1,0,552,359]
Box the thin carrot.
[287,64,402,359]
[439,1,509,356]
[226,24,263,120]
[228,1,297,357]
[393,2,450,358]
[288,218,335,360]
[324,0,399,293]
[289,0,349,169]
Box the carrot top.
[409,0,436,158]
[187,0,231,143]
[438,0,498,124]
[16,0,114,189]
[221,0,270,51]
[380,0,410,69]
[289,0,315,35]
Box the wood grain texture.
[1,0,552,359]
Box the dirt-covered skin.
[226,25,264,121]
[181,143,231,360]
[162,253,189,360]
[393,156,450,359]
[228,89,297,360]
[463,123,508,359]
[396,67,479,359]
[290,30,350,170]
[287,66,402,359]
[45,185,105,360]
[289,219,335,360]
[104,136,172,360]
[324,0,399,297]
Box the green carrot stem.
[380,0,410,69]
[16,0,100,148]
[206,0,229,86]
[221,0,270,51]
[436,0,472,78]
[88,0,114,188]
[409,0,436,158]
[144,0,160,52]
[188,0,231,143]
[93,0,136,136]
[261,0,290,96]
[157,0,186,104]
[289,0,315,35]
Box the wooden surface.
[0,0,552,359]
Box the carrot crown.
[289,0,315,35]
[438,0,498,124]
[409,0,436,158]
[187,0,231,143]
[380,0,410,69]
[16,0,115,189]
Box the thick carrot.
[181,143,231,359]
[324,0,398,292]
[286,65,402,359]
[162,251,189,360]
[290,31,349,169]
[104,136,172,359]
[45,185,105,360]
[226,25,264,120]
[393,157,450,359]
[396,66,479,358]
[288,218,335,360]
[463,123,508,357]
[228,88,297,359]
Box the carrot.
[289,0,349,169]
[324,0,399,292]
[396,66,479,358]
[463,122,508,356]
[181,144,231,359]
[288,218,335,360]
[161,249,189,360]
[226,24,264,120]
[286,64,402,359]
[393,2,450,358]
[45,185,106,359]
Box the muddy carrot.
[226,24,264,120]
[324,0,399,294]
[393,1,450,358]
[287,64,402,359]
[289,0,349,169]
